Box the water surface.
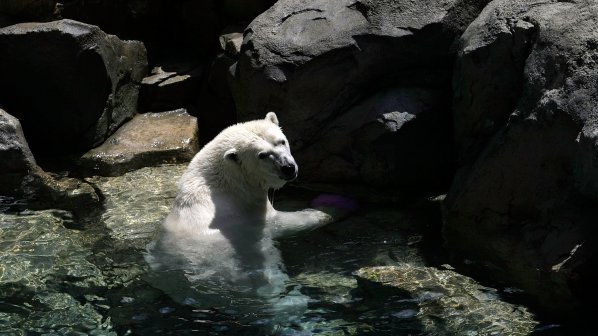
[1,164,540,335]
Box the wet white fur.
[146,113,335,308]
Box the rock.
[218,29,244,57]
[355,265,537,335]
[0,109,101,210]
[25,171,101,213]
[194,27,244,145]
[294,87,454,192]
[138,62,203,112]
[0,108,36,194]
[444,0,598,318]
[80,109,199,176]
[452,1,538,163]
[230,0,486,187]
[0,19,147,159]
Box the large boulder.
[444,0,598,318]
[0,19,147,159]
[230,0,488,190]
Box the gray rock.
[444,0,598,317]
[230,0,486,187]
[80,109,198,176]
[196,28,244,144]
[453,2,537,162]
[0,108,36,174]
[219,30,244,57]
[0,19,148,156]
[0,109,36,194]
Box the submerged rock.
[88,164,185,248]
[355,265,537,335]
[80,110,198,176]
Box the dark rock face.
[295,87,454,192]
[0,19,147,159]
[444,0,598,318]
[230,0,486,190]
[452,2,537,163]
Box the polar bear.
[145,112,356,316]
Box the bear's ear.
[265,112,279,126]
[224,148,239,163]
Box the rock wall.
[444,0,598,318]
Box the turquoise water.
[1,165,542,335]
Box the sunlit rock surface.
[355,265,537,335]
[80,111,198,176]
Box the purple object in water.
[310,194,359,213]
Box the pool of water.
[1,164,544,335]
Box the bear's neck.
[193,157,270,208]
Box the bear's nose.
[281,164,297,180]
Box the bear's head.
[223,112,298,190]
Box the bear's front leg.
[267,194,359,239]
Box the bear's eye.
[258,152,269,160]
[277,139,286,146]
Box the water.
[1,164,541,335]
